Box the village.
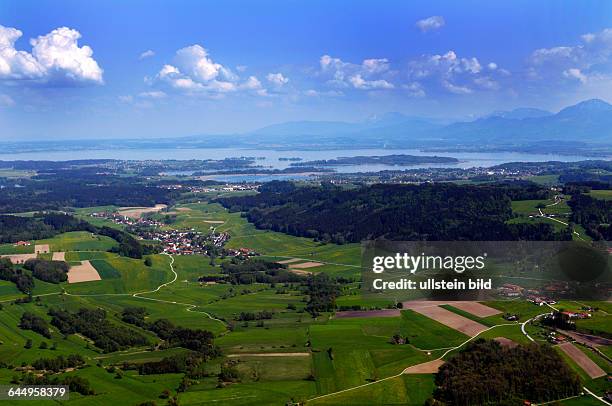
[89,210,232,256]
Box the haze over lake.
[0,148,603,174]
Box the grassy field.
[589,189,612,200]
[0,200,610,405]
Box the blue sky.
[0,0,611,139]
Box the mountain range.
[243,99,612,152]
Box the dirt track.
[558,342,606,379]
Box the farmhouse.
[13,241,31,247]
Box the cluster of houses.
[90,211,165,228]
[158,183,260,193]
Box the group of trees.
[434,339,581,405]
[0,258,34,294]
[217,181,567,242]
[235,310,274,321]
[31,354,85,372]
[148,318,219,356]
[49,307,149,353]
[305,274,341,317]
[120,308,220,358]
[216,259,303,285]
[16,373,94,396]
[19,312,51,338]
[23,259,69,284]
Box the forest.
[24,259,69,284]
[0,169,177,213]
[568,193,611,240]
[433,339,581,405]
[217,181,568,242]
[49,307,149,353]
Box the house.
[14,241,31,247]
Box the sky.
[0,0,611,140]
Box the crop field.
[37,231,118,252]
[0,201,610,405]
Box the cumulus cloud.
[150,44,268,97]
[349,74,393,89]
[266,72,289,86]
[528,28,612,84]
[406,50,504,95]
[319,54,395,90]
[139,50,155,60]
[416,16,445,32]
[0,25,103,85]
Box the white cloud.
[0,94,15,107]
[0,25,102,85]
[151,44,268,96]
[528,28,612,85]
[487,62,498,70]
[416,16,445,32]
[266,72,289,86]
[361,58,390,74]
[139,50,155,60]
[349,74,393,89]
[319,54,395,90]
[563,68,587,83]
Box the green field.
[0,200,610,405]
[589,189,612,200]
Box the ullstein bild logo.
[371,252,487,274]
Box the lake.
[0,147,607,181]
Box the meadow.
[0,198,609,405]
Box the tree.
[24,339,32,349]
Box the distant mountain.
[241,99,612,150]
[437,99,612,144]
[485,107,552,120]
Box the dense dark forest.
[0,173,176,213]
[434,339,581,405]
[568,193,611,240]
[217,181,566,242]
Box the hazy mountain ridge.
[248,99,612,147]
